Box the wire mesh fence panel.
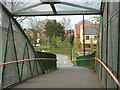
[21,47,31,81]
[98,63,101,79]
[0,9,10,88]
[1,28,8,87]
[107,74,114,88]
[111,18,119,76]
[0,2,58,89]
[107,13,119,88]
[96,1,120,88]
[1,10,9,28]
[33,61,38,76]
[21,61,31,81]
[103,3,107,28]
[2,63,20,88]
[102,21,107,88]
[98,25,103,80]
[107,22,115,88]
[27,42,35,73]
[12,21,26,60]
[36,61,43,74]
[2,30,19,88]
[109,2,119,19]
[2,28,8,62]
[0,28,2,88]
[1,9,9,62]
[12,21,26,75]
[102,68,106,87]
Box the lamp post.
[83,15,85,56]
[69,29,72,61]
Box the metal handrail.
[0,58,58,67]
[76,58,120,88]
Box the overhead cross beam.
[49,2,57,15]
[13,2,44,13]
[1,1,102,16]
[12,11,101,16]
[59,2,100,12]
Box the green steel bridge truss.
[0,0,120,89]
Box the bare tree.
[27,17,45,46]
[60,17,71,31]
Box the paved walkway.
[57,54,73,67]
[14,55,102,88]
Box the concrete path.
[57,54,73,67]
[14,54,102,88]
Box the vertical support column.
[26,42,33,77]
[11,18,21,83]
[0,7,2,89]
[20,41,27,80]
[105,2,109,88]
[101,15,103,80]
[83,15,85,56]
[117,1,120,89]
[1,18,11,88]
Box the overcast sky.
[21,15,99,30]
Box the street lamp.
[69,29,73,61]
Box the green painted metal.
[20,41,27,80]
[50,3,57,15]
[83,15,85,56]
[12,10,100,16]
[60,2,100,12]
[105,2,109,88]
[11,19,21,83]
[26,42,33,78]
[1,18,11,89]
[76,52,96,60]
[36,51,57,73]
[14,2,44,13]
[101,16,103,81]
[108,3,115,88]
[76,52,96,68]
[117,1,120,89]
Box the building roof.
[68,29,74,33]
[78,20,92,24]
[84,25,98,35]
[75,24,81,35]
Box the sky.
[21,15,99,30]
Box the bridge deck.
[14,55,102,88]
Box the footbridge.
[0,1,120,89]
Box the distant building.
[25,19,54,45]
[67,29,74,37]
[25,29,35,40]
[75,20,98,52]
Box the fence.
[76,52,95,68]
[0,3,57,89]
[76,2,120,88]
[96,2,120,88]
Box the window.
[85,44,90,48]
[86,36,89,40]
[94,44,96,49]
[77,34,80,39]
[94,36,97,40]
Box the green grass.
[71,61,76,65]
[34,46,79,60]
[34,42,79,62]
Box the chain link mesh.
[96,2,119,88]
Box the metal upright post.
[117,1,120,89]
[105,2,109,88]
[101,15,103,81]
[70,30,72,61]
[83,15,85,56]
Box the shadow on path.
[14,54,102,88]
